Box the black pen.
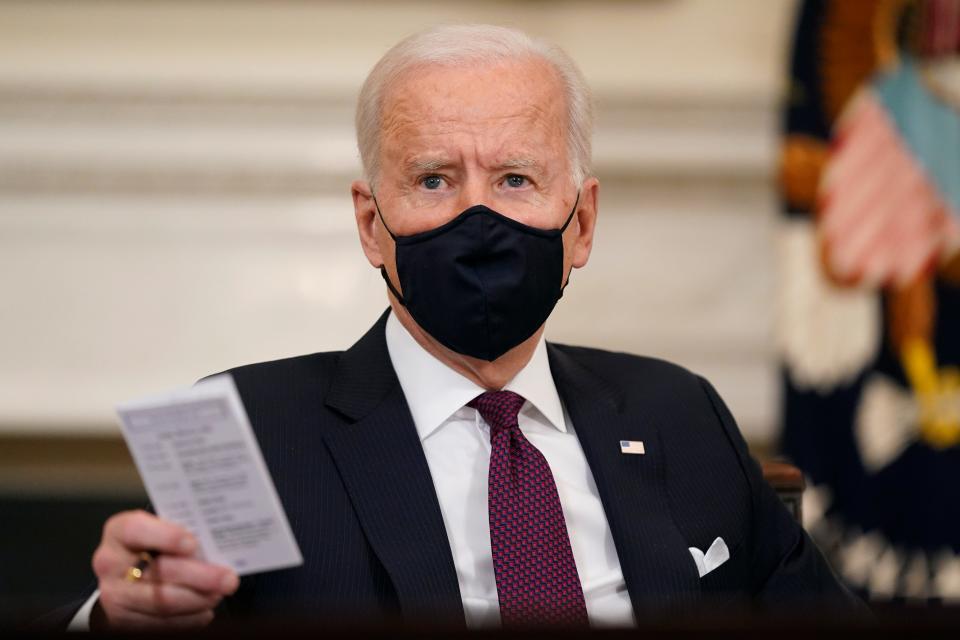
[125,551,155,582]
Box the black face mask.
[375,193,579,362]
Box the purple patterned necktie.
[469,390,589,627]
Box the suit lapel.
[323,310,464,625]
[547,344,701,616]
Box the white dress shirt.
[69,314,635,630]
[385,312,635,628]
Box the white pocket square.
[688,537,730,578]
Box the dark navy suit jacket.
[55,309,860,628]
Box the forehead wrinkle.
[379,61,570,175]
[385,90,557,136]
[428,104,554,131]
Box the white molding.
[0,84,776,195]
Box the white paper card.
[116,374,303,576]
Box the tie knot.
[468,390,525,435]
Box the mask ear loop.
[371,194,399,241]
[558,191,581,294]
[371,193,408,306]
[559,191,581,233]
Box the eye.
[420,175,444,190]
[504,174,528,188]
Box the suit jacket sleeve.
[696,376,867,615]
[30,584,97,631]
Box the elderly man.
[64,24,858,631]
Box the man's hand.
[91,510,239,630]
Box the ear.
[351,180,384,268]
[570,176,599,269]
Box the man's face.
[361,55,596,286]
[351,54,598,364]
[375,56,574,235]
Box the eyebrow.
[495,157,541,171]
[402,156,545,174]
[404,157,452,173]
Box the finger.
[103,606,214,631]
[93,540,164,582]
[101,579,222,617]
[92,543,239,597]
[94,542,161,584]
[104,510,197,557]
[93,542,134,581]
[151,556,239,595]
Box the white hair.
[355,24,593,188]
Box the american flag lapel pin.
[619,440,645,455]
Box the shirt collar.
[384,311,567,441]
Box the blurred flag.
[778,0,960,602]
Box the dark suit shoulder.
[222,350,341,387]
[547,342,704,398]
[203,350,338,398]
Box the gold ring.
[124,565,144,582]
[124,551,154,582]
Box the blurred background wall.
[0,0,798,623]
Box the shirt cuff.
[66,589,100,632]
